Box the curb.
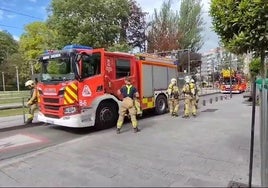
[0,104,24,110]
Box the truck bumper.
[220,90,240,94]
[37,108,95,128]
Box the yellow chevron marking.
[64,94,74,104]
[70,83,78,91]
[65,86,78,100]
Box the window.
[116,59,130,78]
[81,53,101,78]
[41,58,74,82]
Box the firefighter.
[167,78,180,116]
[116,77,140,134]
[25,80,38,124]
[182,78,197,118]
[134,99,143,117]
[189,79,198,110]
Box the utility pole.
[1,72,5,92]
[15,66,20,91]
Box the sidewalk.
[0,94,261,187]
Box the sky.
[0,0,220,53]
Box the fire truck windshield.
[40,58,74,82]
[222,78,237,85]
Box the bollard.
[22,97,25,123]
[215,96,218,102]
[220,96,223,100]
[203,100,206,106]
[210,98,213,104]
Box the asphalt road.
[0,93,228,162]
[0,93,260,187]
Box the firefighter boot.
[133,127,140,133]
[116,128,121,134]
[182,115,189,118]
[25,118,33,125]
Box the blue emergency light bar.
[62,45,93,50]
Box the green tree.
[147,0,181,52]
[107,42,132,52]
[0,52,25,90]
[125,0,147,51]
[178,0,204,52]
[249,57,261,78]
[19,22,57,60]
[210,0,268,69]
[19,22,57,81]
[47,0,130,49]
[0,31,18,64]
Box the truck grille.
[44,105,60,111]
[44,98,59,104]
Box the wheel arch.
[154,90,168,115]
[91,94,121,120]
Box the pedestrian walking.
[182,78,197,118]
[116,77,141,134]
[25,80,38,124]
[167,78,180,116]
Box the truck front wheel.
[95,102,118,130]
[155,94,168,115]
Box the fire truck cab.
[37,45,177,129]
[219,69,247,94]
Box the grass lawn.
[0,91,29,105]
[0,108,28,117]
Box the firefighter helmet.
[25,80,34,87]
[190,79,195,83]
[171,78,177,83]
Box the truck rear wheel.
[95,102,118,130]
[155,94,168,115]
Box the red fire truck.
[37,45,177,128]
[219,69,247,94]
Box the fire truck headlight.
[64,106,77,114]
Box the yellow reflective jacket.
[167,83,179,99]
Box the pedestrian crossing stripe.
[141,97,154,109]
